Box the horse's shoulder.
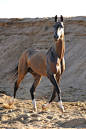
[47,46,57,62]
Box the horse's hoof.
[59,106,65,113]
[58,100,65,113]
[42,102,49,110]
[42,104,46,110]
[9,97,14,106]
[32,107,37,113]
[9,101,13,106]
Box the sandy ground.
[0,94,86,128]
[0,16,86,128]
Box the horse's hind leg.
[9,74,25,106]
[30,72,42,112]
[8,52,28,106]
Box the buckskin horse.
[7,15,65,112]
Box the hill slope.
[0,17,86,101]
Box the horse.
[8,15,65,112]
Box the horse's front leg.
[42,73,64,112]
[61,57,65,75]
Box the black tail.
[7,65,18,83]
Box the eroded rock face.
[0,17,86,102]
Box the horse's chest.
[47,47,61,74]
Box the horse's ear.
[55,15,57,22]
[61,15,63,22]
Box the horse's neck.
[54,38,65,59]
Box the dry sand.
[0,16,86,128]
[0,94,86,128]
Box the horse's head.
[53,15,64,41]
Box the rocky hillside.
[0,16,86,102]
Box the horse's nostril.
[54,35,58,39]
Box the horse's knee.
[56,77,61,85]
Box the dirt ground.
[0,16,86,128]
[0,94,86,128]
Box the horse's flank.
[27,49,47,76]
[18,48,47,77]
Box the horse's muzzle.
[54,35,58,41]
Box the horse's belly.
[28,52,47,76]
[31,62,47,76]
